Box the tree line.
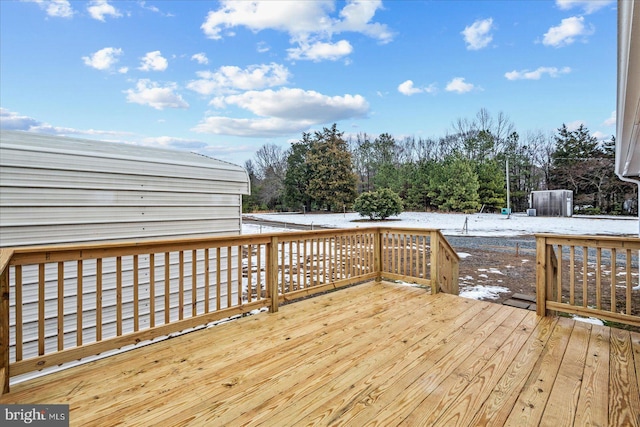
[243,109,636,216]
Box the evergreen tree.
[475,159,505,212]
[283,134,312,211]
[429,154,481,213]
[306,124,358,211]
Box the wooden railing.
[0,227,458,395]
[536,234,640,327]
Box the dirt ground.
[455,245,537,304]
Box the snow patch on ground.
[572,316,605,326]
[459,285,511,301]
[457,252,472,259]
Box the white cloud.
[138,1,173,17]
[397,80,436,96]
[0,108,41,130]
[124,79,189,110]
[0,108,131,137]
[445,77,475,94]
[504,66,571,80]
[257,41,270,53]
[82,47,123,71]
[192,117,315,138]
[542,16,594,47]
[87,0,122,22]
[26,0,74,18]
[556,0,614,14]
[193,87,369,137]
[333,0,394,43]
[591,130,610,141]
[191,53,209,65]
[603,110,616,127]
[461,18,494,50]
[139,136,209,151]
[118,66,129,74]
[565,120,585,131]
[287,40,353,61]
[222,88,368,121]
[187,63,290,95]
[200,1,392,61]
[139,51,168,72]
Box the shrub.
[353,188,403,220]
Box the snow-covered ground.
[242,213,637,309]
[244,211,637,237]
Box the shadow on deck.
[1,281,638,426]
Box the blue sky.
[0,0,617,166]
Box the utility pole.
[506,157,511,215]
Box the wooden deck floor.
[1,281,639,426]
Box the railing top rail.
[435,230,461,262]
[535,233,640,242]
[378,227,443,236]
[5,227,452,266]
[0,248,14,276]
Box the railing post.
[536,236,547,316]
[0,249,12,395]
[268,236,279,313]
[430,231,440,294]
[374,229,382,282]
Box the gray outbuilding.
[0,130,250,247]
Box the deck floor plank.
[78,283,431,426]
[609,327,640,427]
[301,301,509,426]
[540,320,592,427]
[574,324,611,427]
[152,287,451,426]
[250,294,491,427]
[465,315,558,426]
[418,310,540,427]
[0,281,637,427]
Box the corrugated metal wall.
[0,130,251,363]
[530,190,573,217]
[0,130,250,247]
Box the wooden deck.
[1,281,638,426]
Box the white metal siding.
[0,130,250,247]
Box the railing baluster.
[595,248,601,310]
[611,248,616,313]
[216,248,221,311]
[626,249,632,316]
[257,244,262,299]
[569,246,575,306]
[116,257,122,336]
[204,249,210,313]
[227,247,232,309]
[133,255,139,332]
[149,254,155,328]
[247,244,253,303]
[178,251,184,320]
[15,266,22,362]
[38,264,45,356]
[77,260,83,345]
[303,239,308,287]
[238,245,243,306]
[58,262,64,351]
[193,250,198,317]
[164,253,170,324]
[557,245,563,303]
[582,246,588,308]
[280,242,286,293]
[96,259,102,341]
